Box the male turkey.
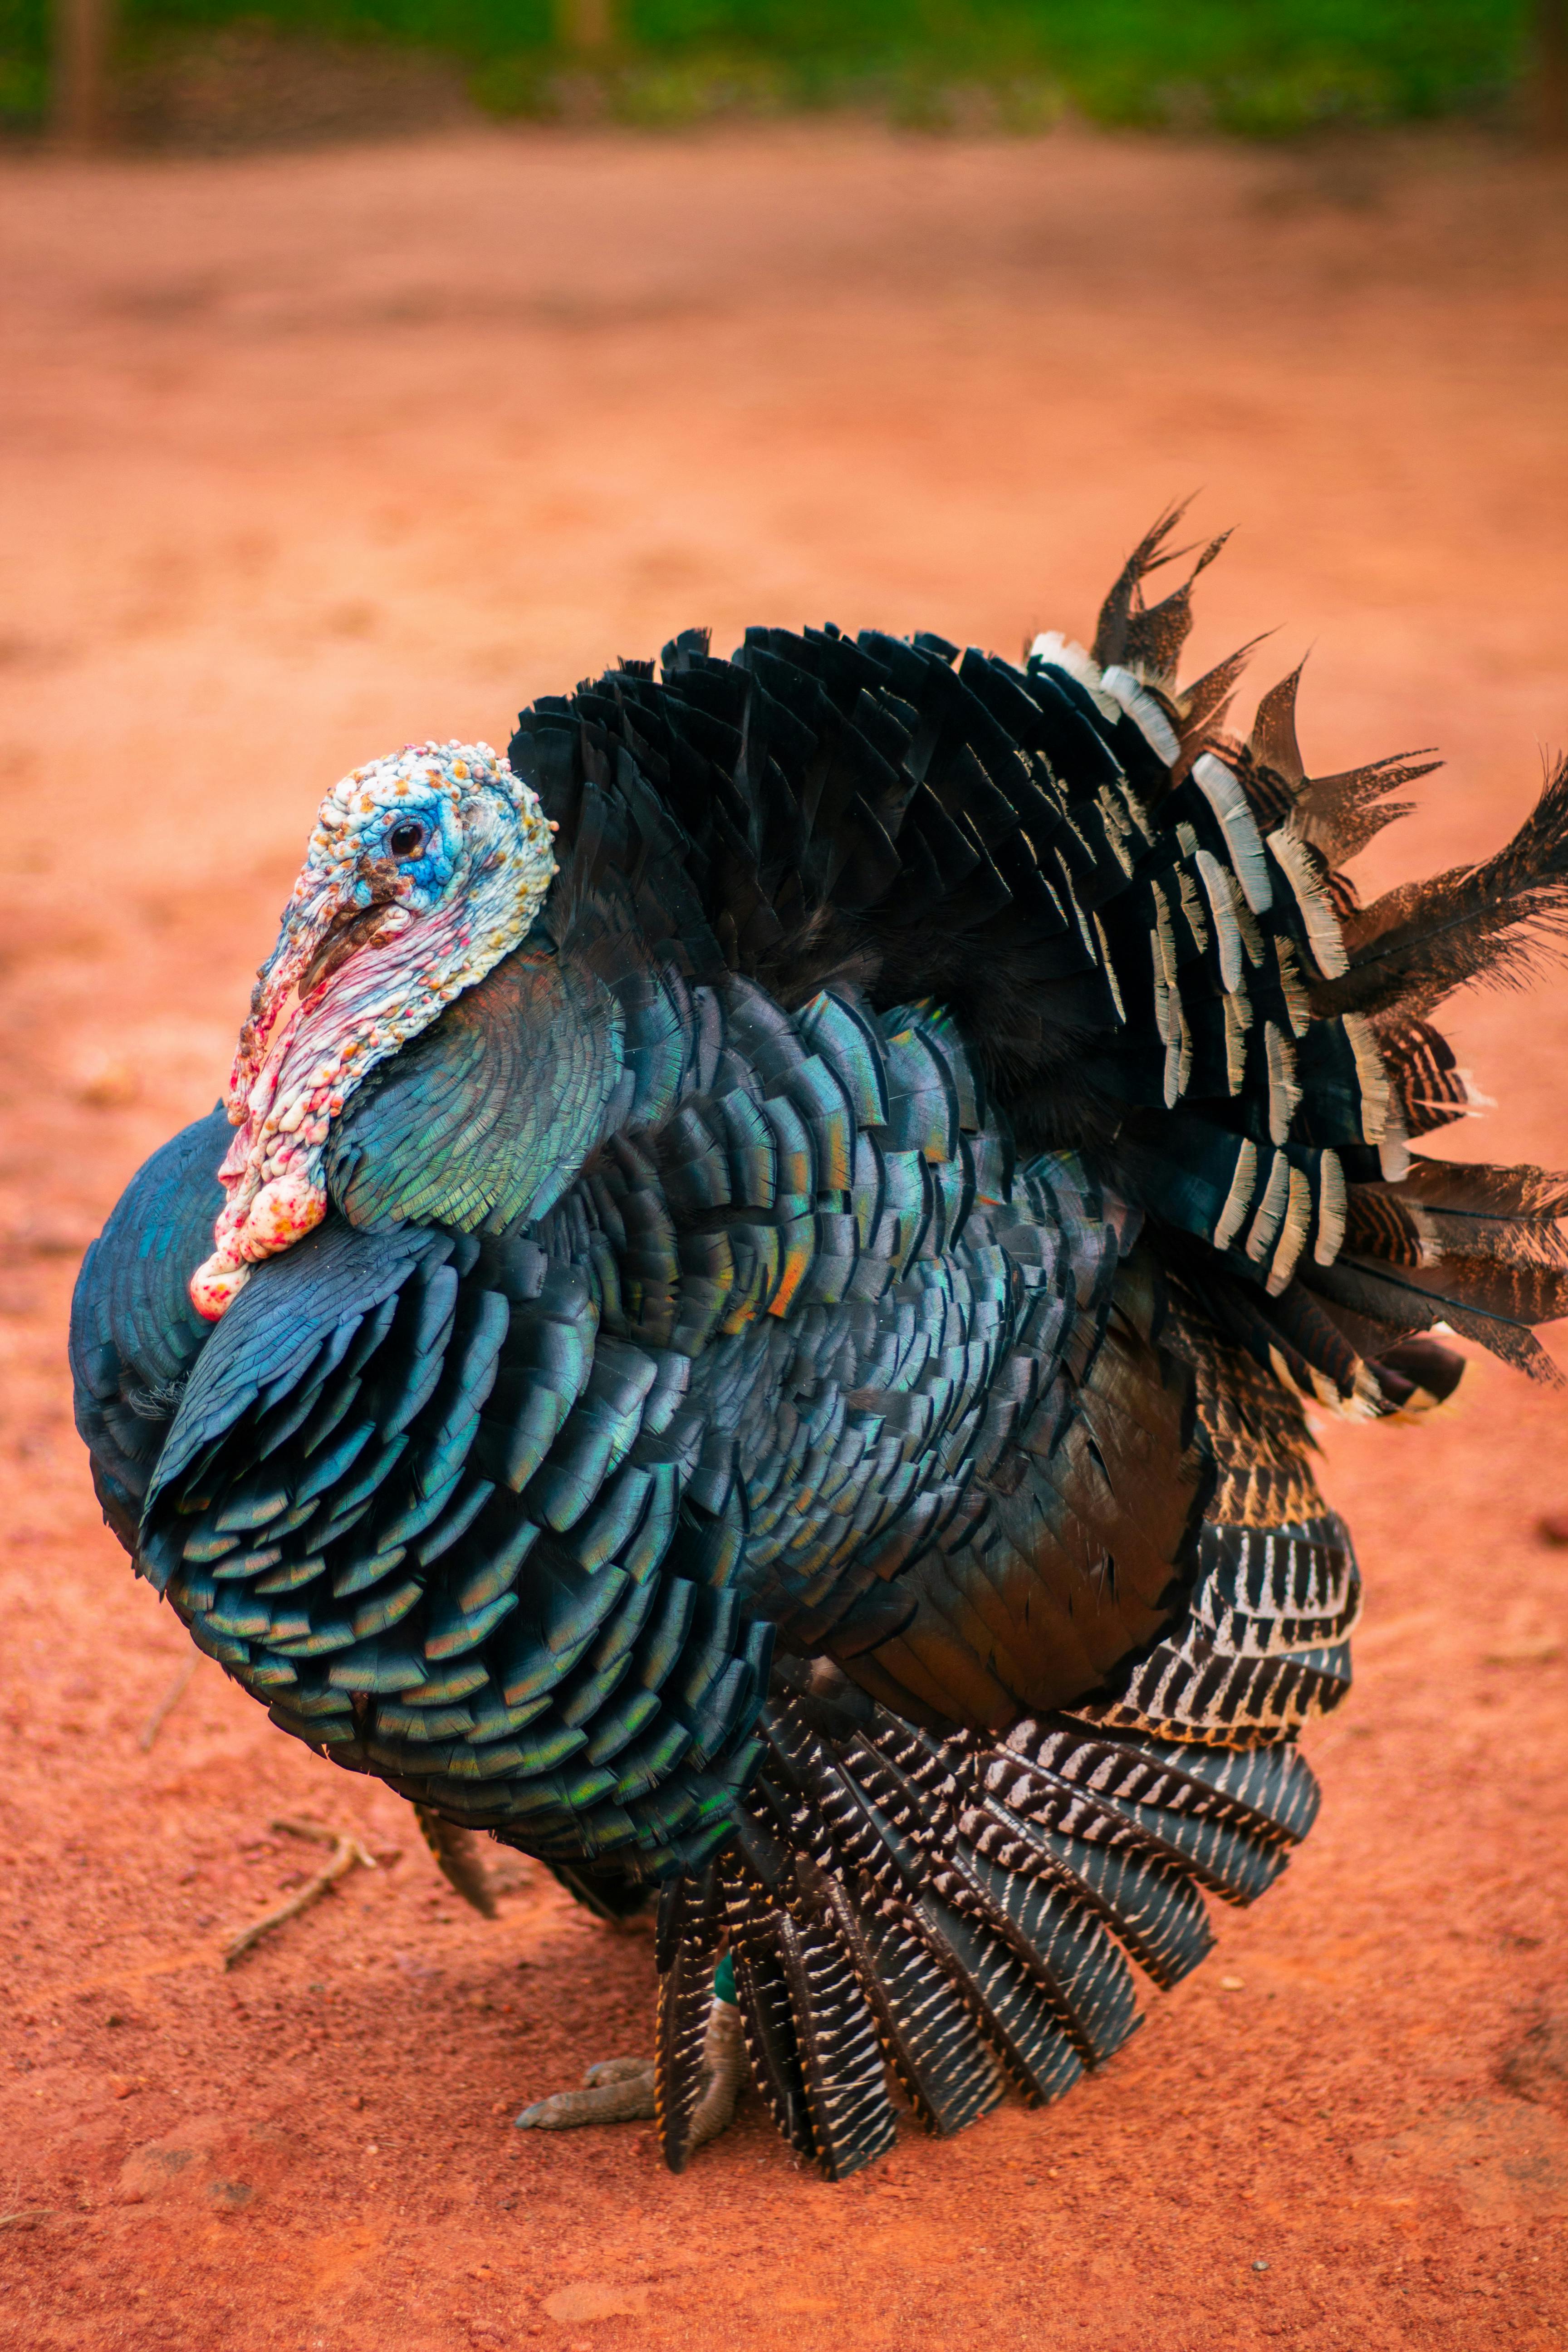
[72,515,1568,2178]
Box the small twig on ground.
[138,1653,198,1751]
[221,1818,378,1969]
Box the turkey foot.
[514,2055,657,2131]
[514,2000,746,2146]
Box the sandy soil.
[1,119,1568,2352]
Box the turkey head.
[191,741,557,1319]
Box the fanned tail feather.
[654,1671,1318,2179]
[1029,533,1568,1416]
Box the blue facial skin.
[347,796,459,912]
[318,755,532,936]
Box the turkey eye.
[388,822,425,859]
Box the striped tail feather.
[734,1899,899,2173]
[1078,1510,1360,1744]
[653,1669,1319,2177]
[810,1865,1010,2137]
[995,1722,1318,1905]
[956,1783,1213,1990]
[653,1870,725,2172]
[848,1720,1142,2067]
[1071,1297,1362,1749]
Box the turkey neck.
[322,942,627,1238]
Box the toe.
[514,2073,657,2131]
[583,2057,656,2088]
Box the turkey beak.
[229,878,353,1111]
[229,861,410,1124]
[244,872,401,1048]
[298,890,404,997]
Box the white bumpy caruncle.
[188,740,558,1321]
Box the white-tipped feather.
[1245,1149,1292,1263]
[1175,865,1210,955]
[1096,784,1137,877]
[1151,881,1180,990]
[1054,847,1098,961]
[1231,871,1267,968]
[1163,1011,1183,1110]
[1341,1012,1389,1143]
[1195,848,1243,992]
[1223,990,1250,1095]
[1264,1020,1302,1146]
[1314,1149,1347,1265]
[1163,984,1192,1110]
[1408,1203,1444,1270]
[1092,911,1126,1024]
[1193,752,1273,915]
[1270,1343,1383,1424]
[1100,664,1182,764]
[1379,1134,1412,1182]
[1267,1342,1323,1414]
[1273,936,1312,1037]
[1266,1163,1313,1296]
[1116,779,1156,846]
[1405,1067,1497,1119]
[1214,1137,1259,1254]
[1029,632,1122,723]
[1268,825,1349,979]
[1150,929,1171,1046]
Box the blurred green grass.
[0,0,1533,137]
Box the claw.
[514,2058,656,2132]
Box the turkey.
[72,513,1568,2180]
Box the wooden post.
[1536,0,1568,145]
[52,0,116,149]
[556,0,615,54]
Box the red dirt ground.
[1,120,1567,2352]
